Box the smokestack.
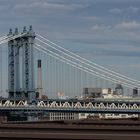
[37,59,42,99]
[38,59,41,68]
[133,87,138,97]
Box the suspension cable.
[34,44,135,89]
[36,38,140,87]
[0,33,27,45]
[36,33,140,85]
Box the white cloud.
[110,64,140,69]
[127,6,139,13]
[44,3,86,11]
[128,64,140,68]
[0,5,9,11]
[92,24,111,31]
[110,8,123,14]
[81,16,101,21]
[13,2,86,12]
[110,6,139,14]
[115,21,140,30]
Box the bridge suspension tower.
[8,26,36,102]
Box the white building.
[49,112,79,121]
[77,113,138,120]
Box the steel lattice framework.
[0,99,140,114]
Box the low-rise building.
[49,112,79,121]
[83,88,102,98]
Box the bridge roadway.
[0,120,140,140]
[0,106,140,114]
[0,98,140,114]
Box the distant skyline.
[0,0,140,97]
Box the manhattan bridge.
[0,26,140,120]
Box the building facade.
[49,112,79,121]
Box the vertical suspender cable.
[0,46,1,95]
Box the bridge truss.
[0,99,140,114]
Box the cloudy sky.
[1,0,140,81]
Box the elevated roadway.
[0,98,140,114]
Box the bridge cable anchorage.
[35,38,140,88]
[36,33,140,85]
[34,44,136,89]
